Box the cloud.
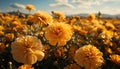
[72,0,120,5]
[49,0,120,15]
[49,0,75,9]
[60,5,120,15]
[100,6,120,15]
[101,0,120,2]
[71,0,120,9]
[10,3,25,9]
[72,0,101,7]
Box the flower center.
[53,28,62,36]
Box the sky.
[0,0,120,15]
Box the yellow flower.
[105,47,113,55]
[18,64,34,69]
[54,47,67,57]
[109,54,120,65]
[0,31,4,37]
[33,11,53,24]
[51,11,66,20]
[103,39,113,46]
[0,26,4,31]
[74,44,104,69]
[73,25,88,36]
[13,25,25,32]
[27,15,34,23]
[11,36,45,64]
[105,22,116,30]
[45,23,73,46]
[99,29,114,39]
[5,33,14,41]
[87,13,96,21]
[26,4,35,11]
[12,20,21,27]
[70,18,77,25]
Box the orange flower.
[54,47,67,57]
[99,29,114,39]
[74,44,104,69]
[105,47,113,55]
[73,25,88,36]
[51,11,66,20]
[33,11,53,24]
[87,13,96,21]
[11,36,45,64]
[105,22,116,30]
[45,23,73,46]
[0,26,4,31]
[12,20,21,27]
[5,33,14,41]
[27,15,34,23]
[18,64,34,69]
[0,31,4,37]
[26,4,35,11]
[109,54,120,65]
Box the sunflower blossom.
[45,23,73,46]
[74,44,104,69]
[11,36,45,64]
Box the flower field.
[0,11,120,69]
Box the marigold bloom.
[105,47,113,55]
[87,13,96,21]
[73,25,88,36]
[5,33,14,41]
[33,11,53,24]
[26,4,35,11]
[74,44,104,69]
[12,20,21,27]
[18,64,34,69]
[51,11,66,20]
[54,47,67,57]
[45,23,73,46]
[0,31,4,36]
[109,54,120,65]
[105,22,116,30]
[11,36,45,64]
[0,26,4,31]
[27,15,34,23]
[99,29,114,39]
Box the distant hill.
[1,11,120,18]
[67,13,120,18]
[100,14,120,18]
[0,11,28,16]
[6,11,23,15]
[7,11,22,15]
